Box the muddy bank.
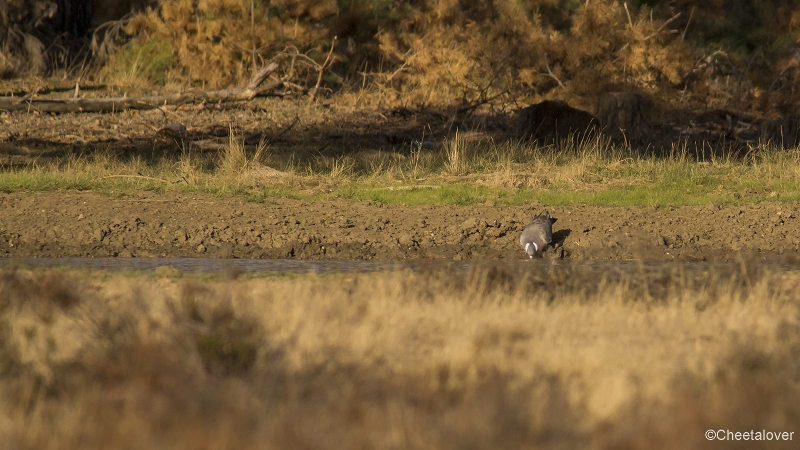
[1,191,799,261]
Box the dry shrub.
[100,0,800,114]
[0,0,52,77]
[0,0,95,77]
[378,0,694,110]
[106,0,338,89]
[103,0,694,109]
[4,0,800,115]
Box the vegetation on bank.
[3,1,800,207]
[4,1,800,115]
[92,0,800,115]
[2,135,800,207]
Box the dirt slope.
[1,191,798,261]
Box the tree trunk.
[760,117,800,149]
[595,92,648,142]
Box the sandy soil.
[1,191,798,261]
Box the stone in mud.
[398,232,415,246]
[460,217,478,231]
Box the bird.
[519,211,555,258]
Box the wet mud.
[1,191,799,262]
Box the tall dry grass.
[0,264,798,449]
[218,127,269,177]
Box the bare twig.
[624,2,634,29]
[387,60,410,82]
[308,37,337,105]
[768,65,794,93]
[269,115,300,142]
[543,53,568,91]
[283,82,307,92]
[250,0,257,73]
[645,12,681,41]
[681,6,695,41]
[276,46,321,70]
[457,89,510,116]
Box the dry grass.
[0,264,798,449]
[218,128,269,177]
[6,130,800,205]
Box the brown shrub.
[100,0,695,110]
[111,0,337,89]
[0,0,51,77]
[5,0,800,114]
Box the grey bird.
[519,211,554,258]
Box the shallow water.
[1,257,798,278]
[0,257,463,274]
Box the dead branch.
[644,12,681,41]
[0,63,280,113]
[768,65,795,93]
[543,53,568,91]
[102,175,170,183]
[283,82,307,93]
[247,63,279,90]
[623,2,634,29]
[268,114,300,142]
[681,6,695,41]
[272,45,324,79]
[308,37,337,105]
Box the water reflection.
[0,257,460,274]
[1,257,798,278]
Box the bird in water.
[519,211,555,258]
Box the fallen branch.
[101,175,170,183]
[0,63,280,113]
[362,185,442,191]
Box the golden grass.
[218,128,269,178]
[1,264,798,449]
